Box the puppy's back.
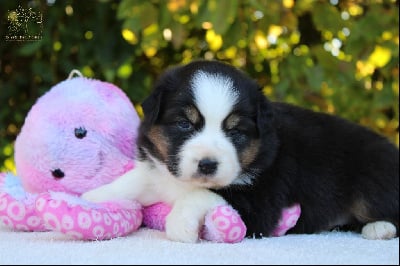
[271,102,399,235]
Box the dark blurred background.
[0,0,398,172]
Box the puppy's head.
[139,60,276,188]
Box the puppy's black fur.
[141,60,399,238]
[220,99,398,237]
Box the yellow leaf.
[356,60,374,78]
[254,30,268,50]
[117,63,133,79]
[262,86,273,96]
[84,31,93,40]
[178,15,190,24]
[122,29,138,45]
[348,4,363,16]
[143,24,159,36]
[53,41,62,52]
[144,47,157,57]
[168,0,186,12]
[224,46,237,59]
[368,46,391,68]
[206,29,223,51]
[135,104,144,119]
[81,66,94,78]
[2,144,13,156]
[4,158,16,174]
[375,117,386,129]
[269,25,283,37]
[283,0,294,8]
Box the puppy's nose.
[198,158,218,175]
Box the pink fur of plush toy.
[0,73,143,239]
[0,72,257,242]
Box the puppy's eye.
[74,127,87,139]
[227,128,247,144]
[176,120,193,131]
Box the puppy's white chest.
[138,160,197,205]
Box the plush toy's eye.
[51,168,65,179]
[74,127,87,139]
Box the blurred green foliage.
[0,0,399,173]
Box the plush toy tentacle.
[35,192,143,240]
[143,202,247,243]
[271,203,301,237]
[143,202,301,243]
[201,205,247,243]
[202,203,302,241]
[0,173,47,231]
[0,192,47,231]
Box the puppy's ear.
[256,94,274,137]
[142,65,181,124]
[141,88,162,125]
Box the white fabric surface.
[0,224,398,265]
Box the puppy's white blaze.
[179,128,241,187]
[177,71,241,187]
[191,71,238,126]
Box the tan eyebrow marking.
[184,106,200,124]
[225,114,240,130]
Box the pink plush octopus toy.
[0,71,300,242]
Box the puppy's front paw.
[165,207,200,243]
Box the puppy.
[83,60,399,241]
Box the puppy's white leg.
[361,221,397,240]
[82,161,149,203]
[165,189,227,243]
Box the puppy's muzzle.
[197,158,218,176]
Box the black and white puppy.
[83,60,399,242]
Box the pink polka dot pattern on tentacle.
[271,203,301,237]
[201,205,247,243]
[35,193,143,240]
[0,192,47,232]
